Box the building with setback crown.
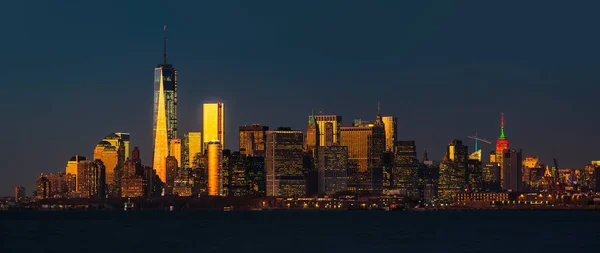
[239,125,268,157]
[312,114,342,146]
[266,128,305,197]
[495,113,509,174]
[94,133,125,197]
[153,26,177,184]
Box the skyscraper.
[312,115,342,146]
[438,140,468,201]
[184,132,202,169]
[170,138,182,168]
[207,141,223,196]
[265,128,305,197]
[393,141,419,198]
[239,125,268,157]
[382,116,397,152]
[495,113,509,168]
[65,155,86,190]
[115,133,131,160]
[318,145,349,195]
[339,111,385,194]
[203,102,224,148]
[153,26,177,184]
[165,156,178,195]
[502,149,523,192]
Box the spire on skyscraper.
[163,25,167,65]
[375,101,383,125]
[499,112,506,139]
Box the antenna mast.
[163,25,167,65]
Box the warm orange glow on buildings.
[207,141,223,196]
[203,103,224,148]
[382,116,397,152]
[153,70,169,183]
[170,138,182,168]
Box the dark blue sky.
[2,0,600,195]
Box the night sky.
[2,1,600,195]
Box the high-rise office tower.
[207,141,223,196]
[382,116,397,152]
[184,132,202,169]
[305,112,320,157]
[318,145,348,195]
[502,149,523,192]
[393,141,419,198]
[312,115,342,146]
[77,160,106,198]
[239,125,268,157]
[495,113,509,169]
[339,113,385,194]
[65,155,87,191]
[36,175,51,199]
[265,128,305,197]
[165,156,178,195]
[438,140,468,201]
[170,138,182,168]
[153,26,177,184]
[115,133,131,160]
[203,102,224,148]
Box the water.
[2,210,600,253]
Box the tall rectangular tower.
[184,132,202,169]
[203,103,224,148]
[265,128,305,197]
[339,122,385,193]
[382,116,397,152]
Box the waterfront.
[2,211,600,253]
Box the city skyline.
[3,1,600,196]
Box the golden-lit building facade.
[312,115,342,146]
[115,133,130,160]
[184,132,202,169]
[152,69,169,184]
[170,138,182,168]
[207,141,223,196]
[203,102,224,148]
[239,125,268,157]
[65,155,86,191]
[339,122,385,193]
[305,115,319,157]
[382,116,397,152]
[265,129,305,197]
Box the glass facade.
[382,116,397,152]
[207,141,223,196]
[203,103,224,148]
[184,132,202,169]
[265,130,305,197]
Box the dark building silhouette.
[393,141,419,199]
[165,156,178,195]
[318,145,348,195]
[502,149,523,192]
[266,128,305,197]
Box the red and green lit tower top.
[495,113,509,158]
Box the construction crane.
[468,133,492,151]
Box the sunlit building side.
[184,132,202,169]
[203,103,224,149]
[207,141,223,196]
